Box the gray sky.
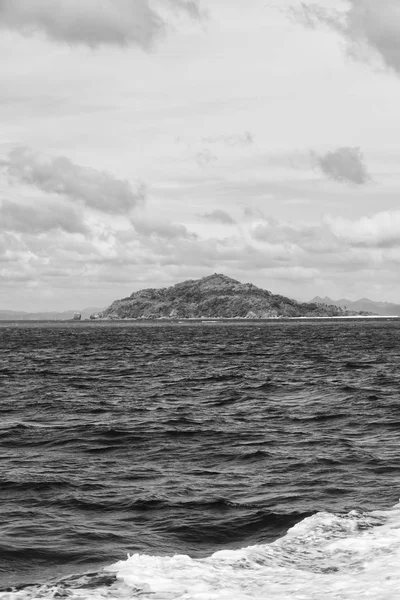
[1,0,400,310]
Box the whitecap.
[3,501,400,600]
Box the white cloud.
[251,211,400,254]
[313,147,370,185]
[195,149,218,168]
[251,217,332,252]
[2,0,400,308]
[264,265,321,282]
[2,148,145,215]
[200,209,236,225]
[326,211,400,248]
[2,208,400,310]
[132,216,196,239]
[0,197,87,234]
[202,132,254,147]
[295,0,400,75]
[0,0,202,49]
[176,131,254,171]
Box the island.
[93,273,376,321]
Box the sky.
[1,0,400,311]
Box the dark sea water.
[1,321,400,599]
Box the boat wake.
[3,501,400,599]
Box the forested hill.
[98,274,371,319]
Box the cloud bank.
[251,211,400,252]
[0,0,202,49]
[326,211,400,248]
[132,217,195,239]
[3,148,145,214]
[0,197,88,234]
[201,210,236,225]
[2,206,400,310]
[313,147,370,185]
[296,0,400,75]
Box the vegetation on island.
[96,274,373,320]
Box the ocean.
[1,320,400,599]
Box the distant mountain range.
[311,297,400,317]
[0,307,104,321]
[99,273,372,319]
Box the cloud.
[250,211,400,253]
[201,132,254,147]
[0,198,87,234]
[295,1,400,75]
[264,265,321,282]
[195,149,218,168]
[0,0,202,49]
[176,132,253,170]
[243,207,266,220]
[2,147,145,214]
[326,211,400,248]
[312,147,370,185]
[132,217,196,239]
[200,210,236,225]
[250,217,337,256]
[3,207,400,311]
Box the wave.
[3,501,400,599]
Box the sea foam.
[2,501,400,600]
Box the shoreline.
[0,315,399,327]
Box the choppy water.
[1,321,400,599]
